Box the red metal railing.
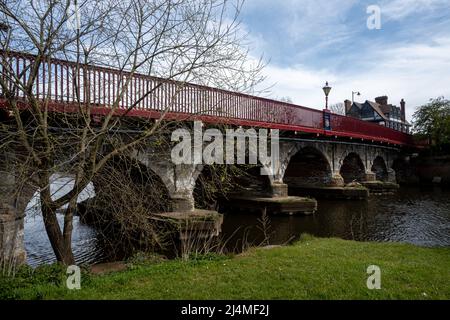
[330,113,413,145]
[0,50,412,145]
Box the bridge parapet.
[0,50,413,146]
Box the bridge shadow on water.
[220,185,450,252]
[24,186,450,267]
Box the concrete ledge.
[224,196,317,215]
[154,209,223,240]
[361,181,400,195]
[270,183,288,198]
[289,186,369,200]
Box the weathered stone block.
[270,183,288,198]
[365,171,376,182]
[0,209,26,265]
[330,173,345,187]
[171,196,195,212]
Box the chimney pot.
[375,96,388,105]
[344,100,352,114]
[400,99,406,122]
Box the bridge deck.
[0,51,413,145]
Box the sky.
[239,0,450,121]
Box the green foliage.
[0,263,92,300]
[0,264,66,299]
[1,238,449,300]
[0,276,19,299]
[413,97,450,151]
[126,252,166,268]
[186,252,230,264]
[297,233,316,243]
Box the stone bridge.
[0,130,405,265]
[0,50,414,264]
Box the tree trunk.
[41,199,75,265]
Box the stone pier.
[0,155,28,265]
[0,207,26,265]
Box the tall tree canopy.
[413,97,450,151]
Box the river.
[25,186,450,267]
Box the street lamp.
[322,81,332,110]
[352,91,361,103]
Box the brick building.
[344,96,411,133]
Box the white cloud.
[257,36,450,121]
[242,0,359,58]
[240,1,450,122]
[380,0,450,21]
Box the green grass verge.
[2,236,449,300]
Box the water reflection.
[25,213,105,266]
[24,175,97,267]
[25,186,450,266]
[221,186,450,249]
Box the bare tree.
[279,96,293,104]
[0,0,265,265]
[330,102,345,115]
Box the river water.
[25,186,450,267]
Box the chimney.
[344,99,352,114]
[375,96,388,105]
[400,99,406,122]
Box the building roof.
[365,101,389,121]
[349,96,411,127]
[379,104,393,114]
[353,102,364,109]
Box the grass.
[1,235,449,300]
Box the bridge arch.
[193,163,272,210]
[16,155,174,266]
[339,152,366,184]
[284,146,332,187]
[371,156,389,182]
[392,157,409,184]
[93,155,172,213]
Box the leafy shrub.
[126,251,167,268]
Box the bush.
[298,233,316,243]
[126,252,167,268]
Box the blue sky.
[239,0,450,120]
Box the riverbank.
[2,236,449,300]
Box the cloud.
[240,1,450,122]
[241,0,360,63]
[257,36,450,121]
[380,0,449,21]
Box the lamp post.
[322,82,332,130]
[322,81,332,110]
[352,91,361,103]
